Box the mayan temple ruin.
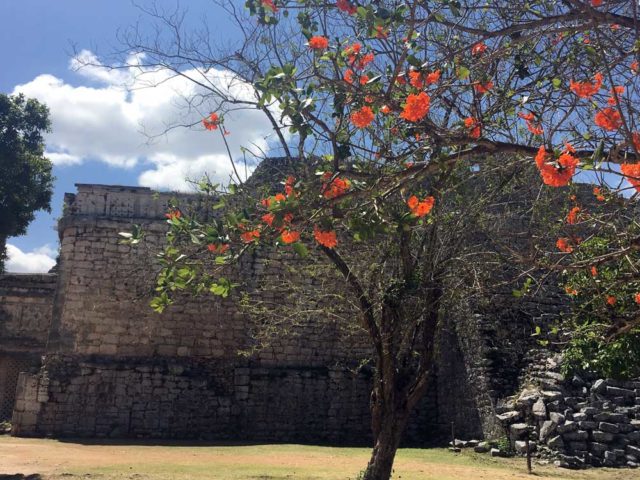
[1,160,639,468]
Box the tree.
[113,1,640,478]
[0,93,53,273]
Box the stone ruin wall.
[0,273,56,420]
[5,179,571,445]
[5,183,497,443]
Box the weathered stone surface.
[592,431,615,443]
[592,379,607,394]
[496,411,520,423]
[490,448,506,457]
[598,422,619,434]
[510,423,529,438]
[474,442,490,453]
[548,435,564,449]
[539,420,556,442]
[532,398,547,420]
[515,440,536,454]
[563,430,588,441]
[557,421,578,434]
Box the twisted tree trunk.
[0,234,7,274]
[363,399,410,480]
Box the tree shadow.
[0,475,44,480]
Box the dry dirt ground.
[0,436,637,480]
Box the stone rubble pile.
[496,354,640,469]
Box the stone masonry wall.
[0,273,56,352]
[497,350,640,468]
[0,273,55,419]
[11,180,553,444]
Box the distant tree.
[0,93,53,273]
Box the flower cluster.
[202,113,220,131]
[534,145,579,187]
[322,174,351,199]
[464,117,481,139]
[400,92,430,122]
[594,107,622,131]
[308,36,329,50]
[351,106,375,128]
[518,112,544,135]
[407,195,435,217]
[569,73,603,99]
[314,227,338,248]
[620,163,640,193]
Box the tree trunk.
[0,234,6,274]
[363,406,409,480]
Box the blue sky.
[2,0,276,272]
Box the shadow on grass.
[0,475,43,480]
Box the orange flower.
[565,286,578,296]
[607,86,625,105]
[261,213,275,226]
[631,132,640,153]
[590,266,598,277]
[314,227,338,248]
[408,70,440,89]
[471,42,488,56]
[336,0,357,15]
[400,92,431,122]
[620,163,640,192]
[207,243,229,254]
[202,113,220,131]
[556,237,573,253]
[518,112,544,135]
[425,70,441,85]
[262,0,278,13]
[594,107,622,131]
[241,229,260,243]
[344,42,361,60]
[284,175,296,197]
[593,187,605,201]
[375,26,388,39]
[534,146,578,187]
[591,0,602,6]
[308,36,329,50]
[344,68,355,84]
[569,72,602,99]
[351,106,375,128]
[408,70,424,89]
[635,292,640,304]
[632,60,639,73]
[606,295,617,306]
[165,209,182,220]
[395,74,407,85]
[474,81,493,94]
[464,117,481,139]
[380,105,391,115]
[566,206,580,225]
[280,230,301,244]
[407,195,435,217]
[323,176,351,199]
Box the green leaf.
[292,242,308,258]
[457,66,470,80]
[552,78,561,88]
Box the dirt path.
[0,436,636,480]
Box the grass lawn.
[0,436,637,479]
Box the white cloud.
[13,50,281,190]
[5,244,57,273]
